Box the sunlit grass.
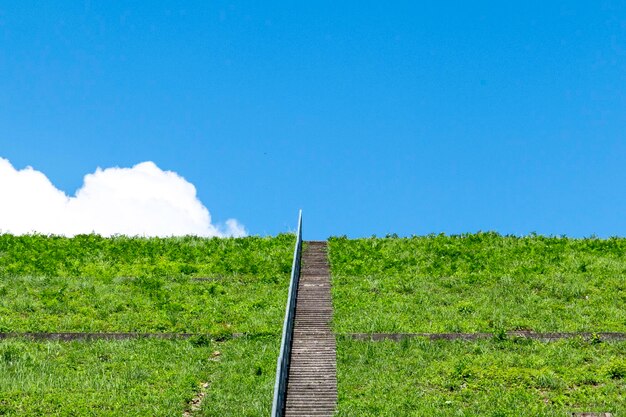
[0,274,288,334]
[329,234,626,333]
[0,336,278,417]
[0,234,289,416]
[337,337,626,416]
[199,335,279,417]
[0,234,294,334]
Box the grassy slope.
[330,234,626,416]
[199,335,279,417]
[0,234,294,334]
[0,234,294,416]
[329,234,626,333]
[337,337,626,417]
[0,336,278,417]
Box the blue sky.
[1,1,625,239]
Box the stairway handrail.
[271,210,303,417]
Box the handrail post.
[271,210,303,417]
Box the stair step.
[284,241,337,417]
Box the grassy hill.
[330,233,626,333]
[329,234,626,416]
[0,233,295,416]
[3,232,626,416]
[336,337,626,416]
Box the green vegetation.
[330,234,626,415]
[199,335,278,417]
[0,234,294,334]
[7,232,626,416]
[329,234,626,333]
[0,336,278,416]
[0,234,293,280]
[337,337,626,416]
[0,233,293,416]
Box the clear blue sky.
[1,1,625,239]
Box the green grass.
[0,234,294,280]
[199,335,279,417]
[329,234,626,333]
[0,274,288,334]
[0,336,278,417]
[337,337,626,416]
[0,234,294,334]
[0,234,290,415]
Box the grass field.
[199,335,279,417]
[0,233,293,416]
[0,336,278,416]
[5,232,626,416]
[337,337,626,417]
[0,234,294,334]
[0,274,288,334]
[0,234,294,281]
[329,234,626,333]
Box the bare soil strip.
[0,332,245,341]
[4,331,626,342]
[182,382,210,417]
[570,413,613,417]
[344,331,626,342]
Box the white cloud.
[0,158,246,237]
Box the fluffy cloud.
[0,158,245,237]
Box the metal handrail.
[271,210,303,417]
